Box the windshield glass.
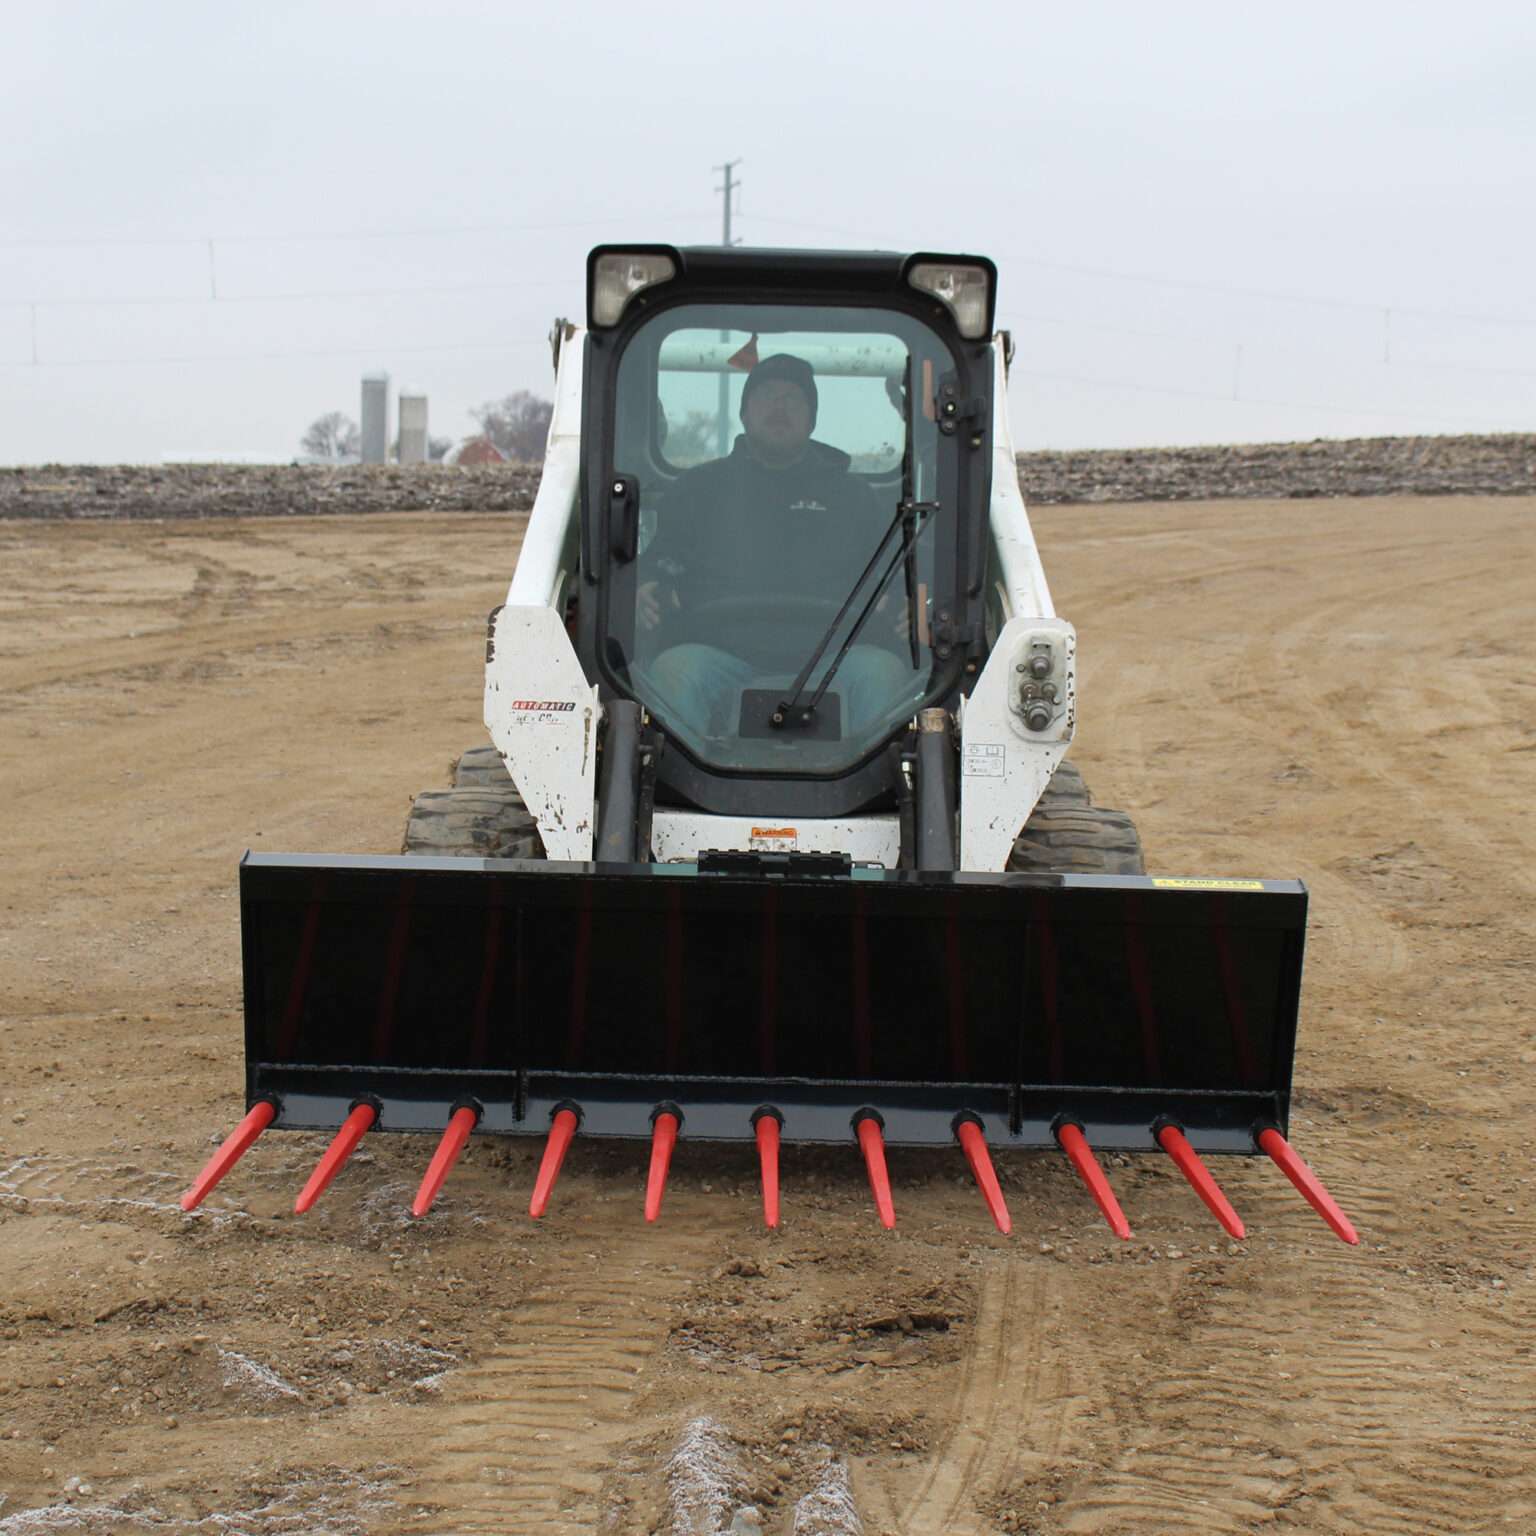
[606,302,955,775]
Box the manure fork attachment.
[182,852,1356,1246]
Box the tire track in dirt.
[0,604,469,699]
[1283,1256,1535,1534]
[1053,1251,1535,1535]
[406,1223,718,1535]
[857,1259,1081,1535]
[0,1150,196,1228]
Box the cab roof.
[586,244,997,334]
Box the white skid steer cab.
[187,247,1358,1247]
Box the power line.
[738,213,906,247]
[740,213,1536,330]
[8,277,1531,384]
[0,212,703,250]
[10,206,1532,332]
[1004,253,1536,329]
[1013,364,1531,432]
[1004,308,1536,381]
[0,338,548,370]
[11,340,1516,433]
[0,278,575,310]
[7,208,1532,343]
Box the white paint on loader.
[484,604,598,861]
[958,615,1074,871]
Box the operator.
[639,352,917,738]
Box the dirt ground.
[1,496,1532,1535]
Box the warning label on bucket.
[1152,877,1267,891]
[750,826,798,851]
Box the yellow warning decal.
[1152,877,1266,891]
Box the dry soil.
[1,496,1533,1534]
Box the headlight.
[590,251,677,327]
[907,261,991,339]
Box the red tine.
[529,1107,580,1219]
[1257,1127,1359,1246]
[411,1105,479,1218]
[180,1099,276,1212]
[855,1113,896,1230]
[955,1118,1011,1235]
[753,1109,782,1230]
[644,1109,680,1223]
[294,1102,377,1214]
[1156,1122,1245,1239]
[1055,1121,1132,1239]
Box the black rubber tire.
[1007,804,1146,876]
[401,784,544,859]
[1037,759,1092,810]
[451,744,512,788]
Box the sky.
[2,1,1533,463]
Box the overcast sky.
[3,1,1533,463]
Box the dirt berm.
[2,430,1531,520]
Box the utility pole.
[713,159,742,454]
[716,158,741,248]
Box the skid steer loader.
[186,246,1356,1243]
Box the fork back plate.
[239,852,1306,1153]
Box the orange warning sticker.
[749,826,798,851]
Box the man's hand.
[638,581,680,632]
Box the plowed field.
[2,497,1532,1534]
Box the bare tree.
[300,411,360,461]
[662,408,722,467]
[470,391,554,463]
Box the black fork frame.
[240,852,1305,1154]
